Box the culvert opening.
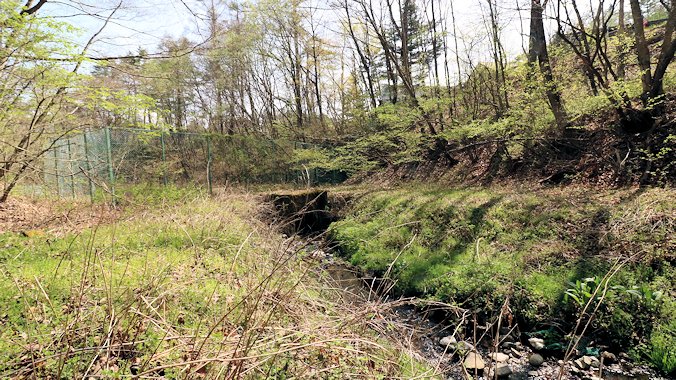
[265,190,337,236]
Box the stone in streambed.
[583,355,600,368]
[489,352,510,362]
[601,351,617,363]
[529,353,544,367]
[528,337,545,351]
[464,352,486,370]
[574,357,590,370]
[495,363,513,377]
[439,335,457,347]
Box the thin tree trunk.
[629,0,652,103]
[344,1,377,108]
[617,0,627,79]
[648,0,676,99]
[529,0,568,129]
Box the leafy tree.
[0,1,85,201]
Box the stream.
[267,190,671,380]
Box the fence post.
[66,138,76,199]
[160,131,168,186]
[82,130,94,203]
[206,134,213,196]
[53,145,60,198]
[104,127,116,203]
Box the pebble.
[601,351,617,363]
[583,355,600,367]
[529,353,544,366]
[511,347,523,357]
[489,352,510,362]
[574,357,590,370]
[464,352,486,370]
[439,335,456,347]
[528,337,545,350]
[495,362,512,377]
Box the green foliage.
[647,320,676,375]
[330,186,675,370]
[0,190,432,378]
[327,103,433,174]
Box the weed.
[0,190,434,378]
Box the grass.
[0,186,436,379]
[329,184,675,373]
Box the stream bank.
[265,188,673,380]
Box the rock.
[495,363,513,377]
[574,357,590,370]
[489,352,510,362]
[529,353,544,367]
[601,351,617,363]
[439,335,457,347]
[464,352,486,370]
[583,355,600,367]
[458,341,475,352]
[527,371,539,377]
[511,348,524,357]
[528,337,545,351]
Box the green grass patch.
[329,184,675,372]
[0,190,434,379]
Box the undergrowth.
[0,188,434,378]
[329,185,675,374]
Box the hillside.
[329,184,676,376]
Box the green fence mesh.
[43,128,345,200]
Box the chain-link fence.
[42,128,346,200]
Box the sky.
[40,0,567,78]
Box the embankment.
[327,185,675,375]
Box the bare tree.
[528,0,568,129]
[629,0,676,104]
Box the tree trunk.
[629,0,653,104]
[344,1,377,108]
[648,0,676,99]
[617,0,626,79]
[529,0,568,129]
